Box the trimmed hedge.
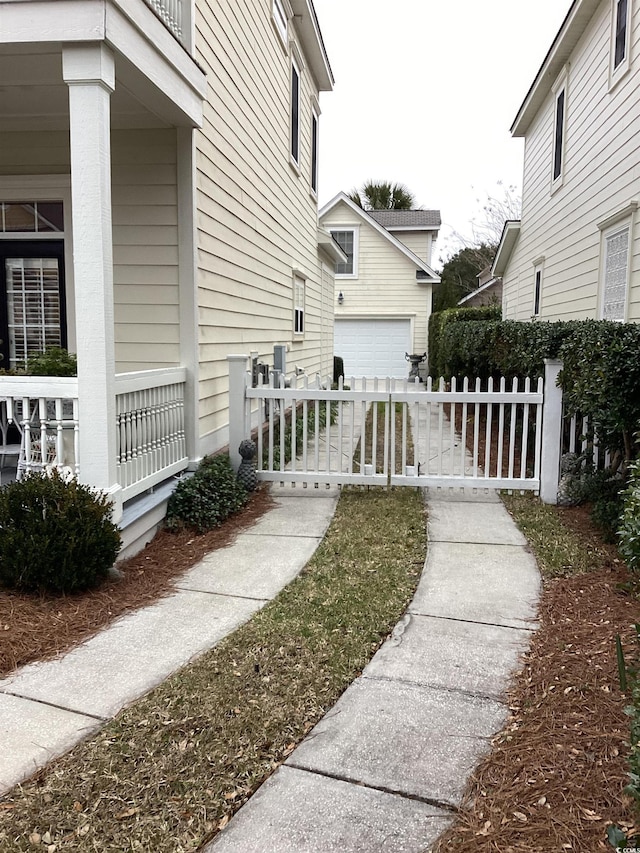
[166,454,248,533]
[428,306,501,381]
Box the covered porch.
[0,0,206,550]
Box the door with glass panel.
[0,241,66,371]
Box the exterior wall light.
[337,291,344,305]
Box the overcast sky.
[313,0,570,265]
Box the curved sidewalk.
[0,485,339,795]
[205,487,541,853]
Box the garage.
[334,318,412,379]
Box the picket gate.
[227,357,559,495]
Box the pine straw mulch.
[0,486,275,679]
[433,503,640,853]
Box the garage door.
[334,318,412,379]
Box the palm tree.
[348,181,417,210]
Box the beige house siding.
[503,0,640,323]
[0,129,181,373]
[389,231,434,267]
[112,129,180,372]
[194,0,330,449]
[322,201,432,355]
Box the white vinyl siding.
[194,0,331,450]
[501,0,640,324]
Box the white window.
[311,108,319,195]
[293,273,305,335]
[551,76,567,187]
[272,0,288,46]
[533,263,543,316]
[331,228,358,277]
[611,0,631,79]
[602,223,630,320]
[290,57,300,166]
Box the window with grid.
[331,229,356,276]
[293,274,305,334]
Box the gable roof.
[491,220,521,277]
[368,210,441,230]
[511,0,600,136]
[318,192,441,283]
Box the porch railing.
[0,376,80,479]
[115,367,188,502]
[145,0,183,40]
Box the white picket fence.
[228,357,564,497]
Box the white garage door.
[334,318,412,379]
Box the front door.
[0,241,66,371]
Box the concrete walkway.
[0,486,339,794]
[0,397,541,853]
[205,488,540,853]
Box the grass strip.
[502,492,613,578]
[0,486,426,852]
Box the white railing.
[145,0,183,39]
[242,373,544,491]
[0,376,80,478]
[115,367,188,502]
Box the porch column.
[63,44,122,522]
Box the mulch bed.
[434,505,640,852]
[0,486,275,678]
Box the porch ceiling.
[0,46,175,131]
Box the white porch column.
[63,43,122,521]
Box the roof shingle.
[368,210,441,229]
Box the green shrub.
[166,454,248,533]
[0,472,120,594]
[25,346,77,376]
[563,467,627,543]
[428,306,501,380]
[619,460,640,572]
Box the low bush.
[166,454,248,533]
[564,467,627,543]
[0,472,120,594]
[619,459,640,573]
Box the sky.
[313,0,570,266]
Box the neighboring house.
[457,267,503,308]
[319,193,441,379]
[0,0,338,554]
[493,0,640,324]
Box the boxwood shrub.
[166,454,249,533]
[0,472,120,594]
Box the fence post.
[540,358,563,504]
[227,354,249,472]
